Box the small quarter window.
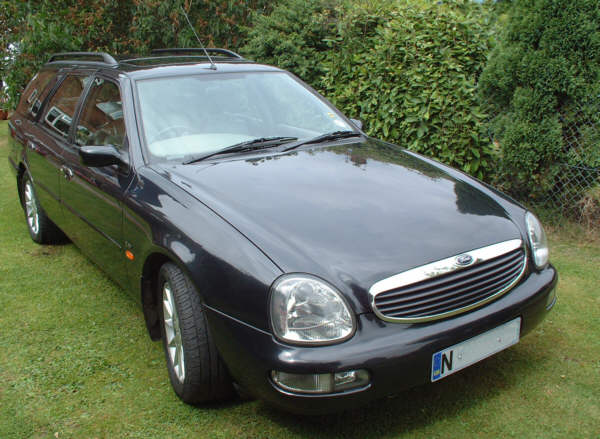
[16,70,57,120]
[75,79,125,149]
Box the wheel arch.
[140,249,202,341]
[140,251,173,341]
[16,162,27,207]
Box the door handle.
[61,166,74,181]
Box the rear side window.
[16,70,57,120]
[76,78,125,150]
[41,75,90,138]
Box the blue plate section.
[432,352,442,381]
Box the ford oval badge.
[455,254,474,267]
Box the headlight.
[525,212,549,269]
[269,274,355,345]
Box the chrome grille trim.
[369,239,527,323]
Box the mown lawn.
[1,119,599,438]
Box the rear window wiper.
[183,136,298,164]
[283,130,361,152]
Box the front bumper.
[206,266,557,414]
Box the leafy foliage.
[0,0,272,109]
[244,0,496,179]
[324,1,495,179]
[130,0,272,53]
[243,0,340,87]
[478,0,600,199]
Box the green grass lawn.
[1,119,599,438]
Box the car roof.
[43,49,283,80]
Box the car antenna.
[180,6,217,70]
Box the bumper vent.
[370,240,527,323]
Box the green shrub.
[244,0,495,179]
[324,1,495,179]
[242,0,341,87]
[130,0,273,53]
[478,0,600,199]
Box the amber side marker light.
[125,250,135,260]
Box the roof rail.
[48,52,118,66]
[151,48,244,59]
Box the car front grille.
[370,239,527,323]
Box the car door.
[59,75,132,287]
[25,71,89,226]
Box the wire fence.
[480,98,600,228]
[552,164,600,228]
[551,105,600,227]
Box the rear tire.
[158,262,234,404]
[21,174,65,244]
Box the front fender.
[123,167,282,333]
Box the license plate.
[431,317,521,382]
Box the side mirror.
[350,118,363,130]
[79,145,125,167]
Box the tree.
[478,0,600,199]
[1,0,273,109]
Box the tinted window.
[75,79,125,149]
[42,75,90,138]
[16,70,57,119]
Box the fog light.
[271,369,369,394]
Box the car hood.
[153,138,523,313]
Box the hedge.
[478,0,600,200]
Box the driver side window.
[76,78,125,149]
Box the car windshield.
[136,71,355,161]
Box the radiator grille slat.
[371,244,526,323]
[375,254,523,308]
[406,277,517,318]
[383,269,520,317]
[377,262,524,315]
[375,250,522,303]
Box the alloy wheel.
[24,180,39,235]
[162,282,185,383]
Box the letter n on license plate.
[431,317,521,382]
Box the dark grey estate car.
[8,49,557,414]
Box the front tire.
[158,262,234,404]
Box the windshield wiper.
[183,136,298,164]
[283,130,361,152]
